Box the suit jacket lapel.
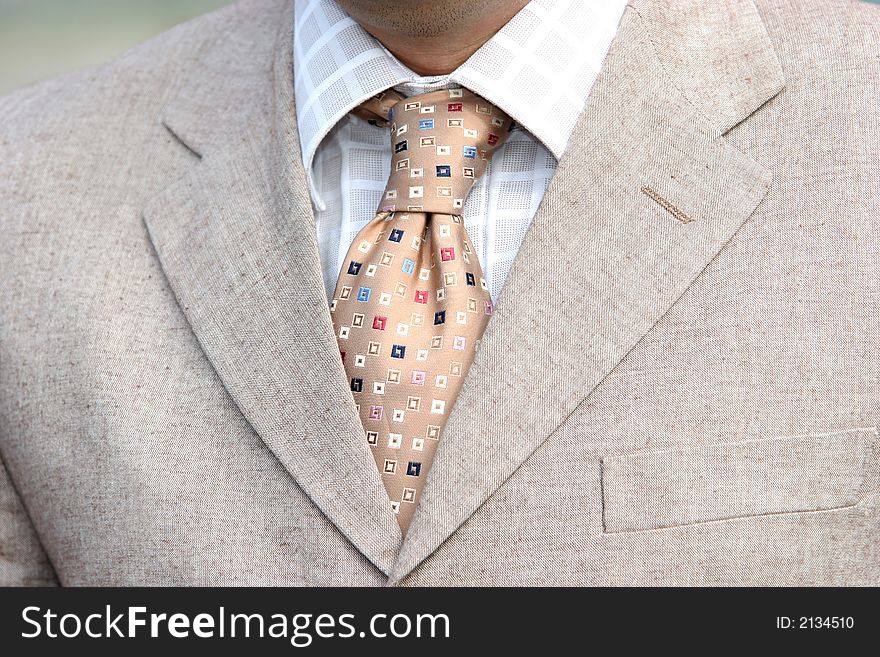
[390,0,785,583]
[143,1,402,574]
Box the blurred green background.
[0,0,230,94]
[1,0,879,95]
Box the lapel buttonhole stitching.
[641,185,694,224]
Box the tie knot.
[358,88,514,215]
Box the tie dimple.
[330,88,513,532]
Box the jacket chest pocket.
[600,427,877,533]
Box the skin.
[335,0,531,75]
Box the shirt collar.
[293,0,627,204]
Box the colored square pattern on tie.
[330,87,513,533]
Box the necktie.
[331,88,513,532]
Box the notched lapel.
[390,0,785,584]
[143,1,402,575]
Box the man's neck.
[338,1,530,76]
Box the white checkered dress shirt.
[293,0,627,301]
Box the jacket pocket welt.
[601,427,877,534]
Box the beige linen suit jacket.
[1,0,879,586]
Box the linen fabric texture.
[1,0,879,586]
